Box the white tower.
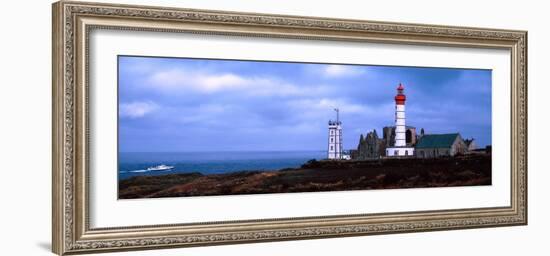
[328,108,343,160]
[386,83,415,157]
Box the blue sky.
[118,56,492,152]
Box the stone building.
[415,133,467,158]
[382,126,417,148]
[354,130,385,160]
[353,125,420,160]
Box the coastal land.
[118,154,491,199]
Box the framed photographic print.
[52,1,527,255]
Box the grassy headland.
[119,154,491,199]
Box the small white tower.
[328,108,343,160]
[386,83,415,157]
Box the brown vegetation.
[119,154,491,199]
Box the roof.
[416,133,460,149]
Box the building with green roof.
[415,133,467,158]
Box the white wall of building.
[386,147,415,157]
[327,123,342,159]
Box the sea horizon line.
[119,149,331,154]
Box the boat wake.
[130,169,149,173]
[119,169,147,173]
[120,165,175,174]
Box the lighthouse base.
[386,147,415,157]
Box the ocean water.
[118,151,325,180]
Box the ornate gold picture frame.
[52,1,527,255]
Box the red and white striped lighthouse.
[394,83,407,147]
[386,83,415,157]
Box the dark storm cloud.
[118,56,492,152]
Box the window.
[405,150,408,156]
[330,146,334,150]
[330,138,333,143]
[420,151,425,158]
[330,130,333,135]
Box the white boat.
[146,164,175,171]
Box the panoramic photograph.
[117,56,492,199]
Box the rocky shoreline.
[118,154,491,199]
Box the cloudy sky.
[118,56,492,152]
